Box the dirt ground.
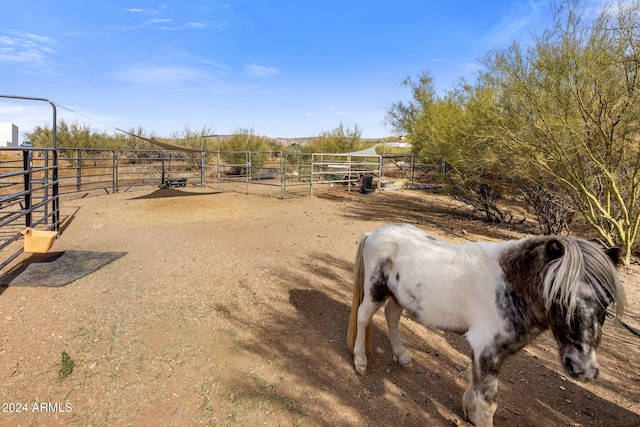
[0,186,638,426]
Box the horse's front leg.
[384,297,413,369]
[462,350,500,427]
[353,299,382,375]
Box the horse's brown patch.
[370,257,393,302]
[498,237,551,330]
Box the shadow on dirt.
[315,190,536,242]
[131,188,222,199]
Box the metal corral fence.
[282,152,382,196]
[0,147,444,270]
[53,148,444,196]
[207,150,284,195]
[56,149,412,196]
[55,148,286,195]
[380,154,445,189]
[56,148,204,194]
[0,147,59,270]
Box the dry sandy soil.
[0,186,638,426]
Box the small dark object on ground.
[360,175,376,194]
[161,177,188,189]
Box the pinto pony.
[346,224,625,427]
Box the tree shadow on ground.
[315,190,537,242]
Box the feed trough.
[21,228,58,253]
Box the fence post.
[42,150,50,225]
[200,151,205,188]
[52,149,60,231]
[310,153,315,196]
[22,150,32,227]
[411,154,416,186]
[245,151,250,195]
[76,149,82,192]
[280,152,285,199]
[347,154,352,192]
[114,150,119,193]
[161,151,166,185]
[217,150,221,191]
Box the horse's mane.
[542,237,626,322]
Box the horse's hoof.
[355,365,367,375]
[394,353,413,369]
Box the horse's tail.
[347,232,371,355]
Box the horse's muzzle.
[563,355,599,381]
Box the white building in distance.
[0,123,19,147]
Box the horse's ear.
[545,239,564,261]
[605,246,624,267]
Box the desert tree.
[482,0,640,262]
[27,120,106,149]
[385,72,438,155]
[386,73,517,223]
[220,128,273,174]
[26,120,112,166]
[306,123,363,153]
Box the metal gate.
[0,148,60,270]
[282,152,381,196]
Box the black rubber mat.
[0,250,127,287]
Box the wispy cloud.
[120,5,236,31]
[112,64,209,85]
[480,0,546,47]
[110,61,241,94]
[0,31,56,68]
[244,65,279,78]
[327,106,347,115]
[64,30,101,37]
[176,51,231,73]
[147,18,173,25]
[123,8,160,15]
[122,18,231,31]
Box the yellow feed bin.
[21,228,58,253]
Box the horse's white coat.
[363,224,515,350]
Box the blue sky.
[0,1,605,139]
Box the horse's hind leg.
[353,298,382,375]
[385,298,413,370]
